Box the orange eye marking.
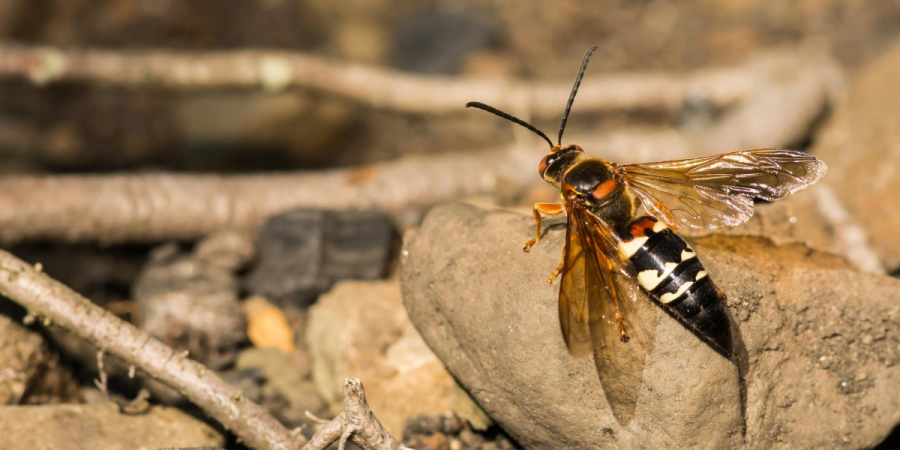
[628,217,657,238]
[539,155,550,175]
[591,179,618,200]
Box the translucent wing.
[557,199,596,358]
[615,149,827,230]
[559,198,658,424]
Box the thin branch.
[301,378,410,450]
[0,148,538,244]
[0,249,299,450]
[0,41,830,117]
[0,50,841,245]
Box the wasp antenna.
[557,45,598,145]
[466,101,554,148]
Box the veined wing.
[615,149,826,230]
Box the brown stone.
[401,203,900,449]
[812,40,900,271]
[307,279,490,438]
[0,403,224,450]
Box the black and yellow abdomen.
[617,216,732,357]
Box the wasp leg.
[616,312,630,343]
[523,203,565,252]
[546,258,565,284]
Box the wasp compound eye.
[539,154,552,176]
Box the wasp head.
[539,144,584,185]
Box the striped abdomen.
[617,216,732,357]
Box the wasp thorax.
[540,145,584,185]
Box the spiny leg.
[616,311,630,342]
[546,258,564,284]
[605,270,630,342]
[523,203,564,252]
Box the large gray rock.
[401,203,900,450]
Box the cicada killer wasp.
[466,46,826,423]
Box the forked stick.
[0,248,414,450]
[0,248,296,450]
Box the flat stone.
[0,403,224,450]
[401,203,900,449]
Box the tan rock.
[0,314,75,405]
[402,203,900,450]
[307,279,490,438]
[0,403,224,450]
[687,187,884,274]
[812,40,900,271]
[235,347,326,421]
[0,315,45,404]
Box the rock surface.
[235,346,327,427]
[0,314,78,405]
[401,203,900,450]
[812,40,900,272]
[688,187,884,274]
[307,279,490,438]
[0,403,224,450]
[0,314,47,404]
[133,232,251,366]
[404,412,517,450]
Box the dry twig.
[0,41,833,117]
[0,148,537,244]
[301,378,410,450]
[0,46,842,245]
[94,349,109,395]
[0,66,836,246]
[0,248,298,450]
[0,248,414,450]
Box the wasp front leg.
[523,203,565,252]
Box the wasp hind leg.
[523,203,565,252]
[546,258,564,284]
[616,313,630,342]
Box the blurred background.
[1,0,899,173]
[0,1,899,449]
